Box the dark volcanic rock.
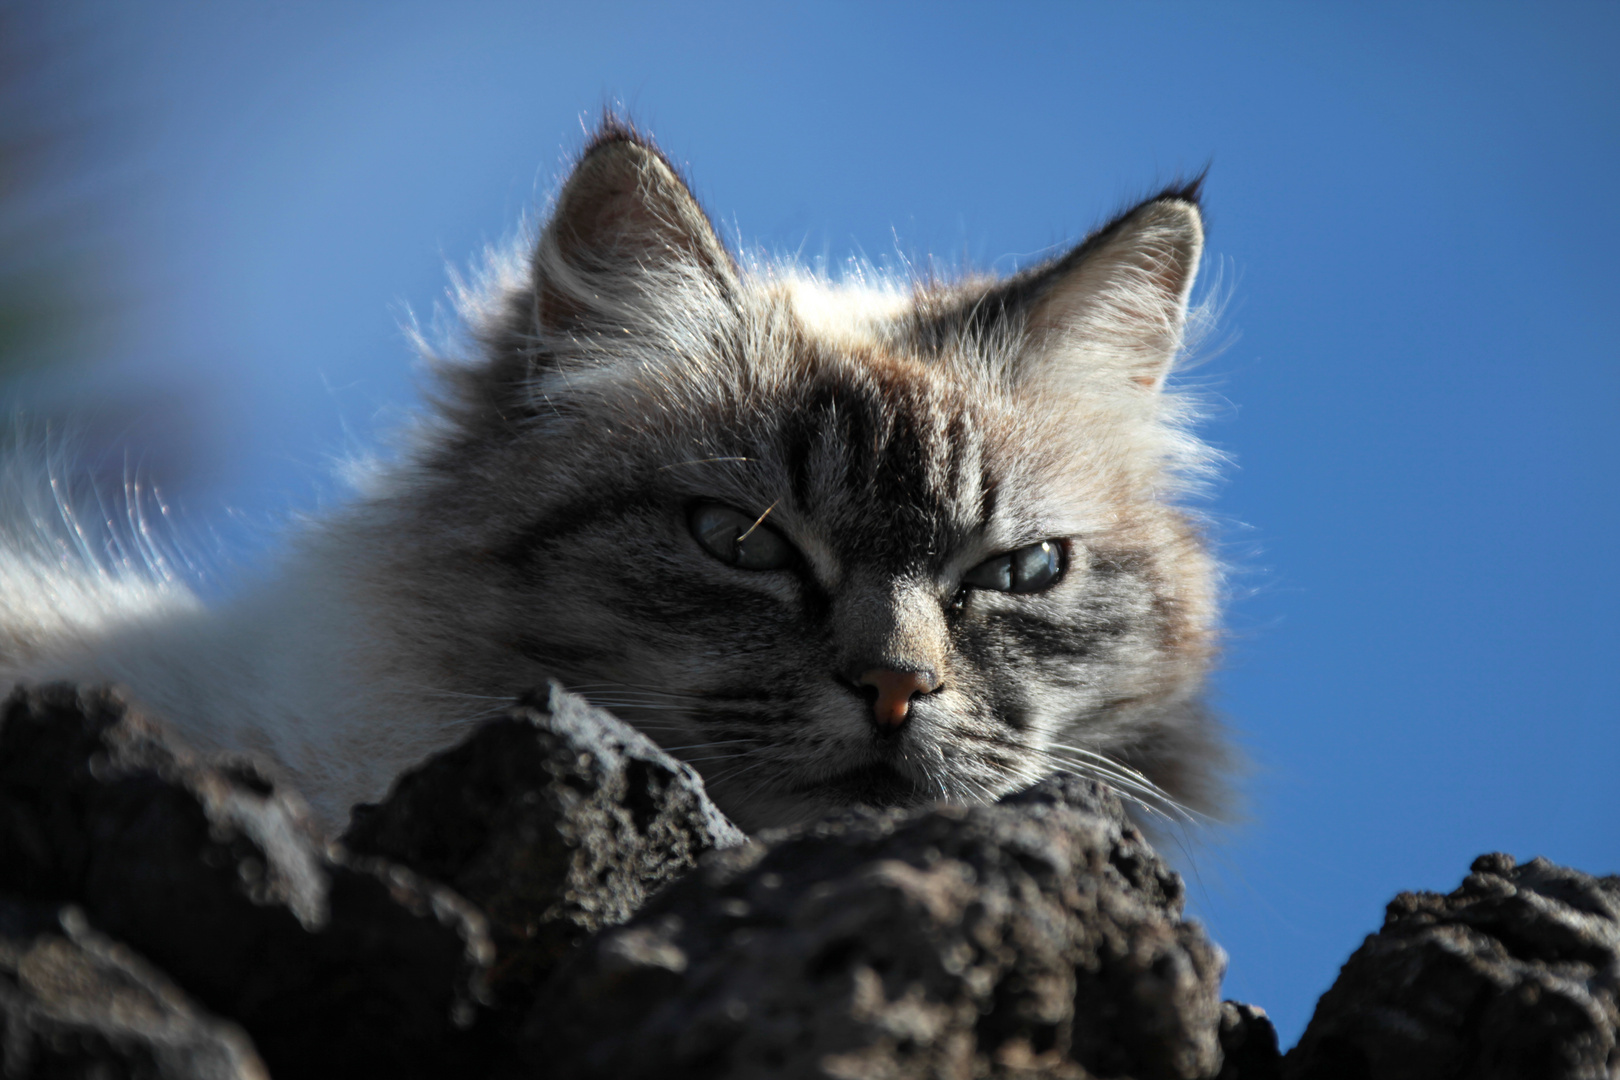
[0,683,493,1080]
[13,677,1612,1080]
[1216,1002,1282,1080]
[514,774,1228,1080]
[1285,852,1620,1080]
[343,681,745,1002]
[0,898,266,1079]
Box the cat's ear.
[446,126,737,432]
[532,126,739,335]
[998,186,1204,394]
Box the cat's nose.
[856,668,941,729]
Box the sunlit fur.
[0,120,1231,833]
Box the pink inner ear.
[1131,373,1160,389]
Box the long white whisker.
[581,702,691,712]
[700,759,770,790]
[956,773,999,805]
[1045,744,1184,796]
[1044,755,1179,806]
[396,684,514,702]
[1041,749,1206,825]
[661,739,759,751]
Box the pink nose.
[858,668,941,728]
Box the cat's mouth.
[804,762,927,807]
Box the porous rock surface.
[510,775,1230,1080]
[1285,852,1620,1080]
[0,683,491,1080]
[343,680,746,1003]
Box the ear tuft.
[578,110,648,157]
[1150,170,1207,211]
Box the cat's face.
[403,125,1227,831]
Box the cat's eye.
[962,540,1063,594]
[689,503,797,571]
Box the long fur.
[0,121,1232,833]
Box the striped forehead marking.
[765,351,1000,572]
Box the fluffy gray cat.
[0,120,1230,834]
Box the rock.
[0,683,494,1080]
[343,681,745,1005]
[1216,1001,1282,1080]
[1284,852,1620,1080]
[512,773,1228,1080]
[10,678,1614,1080]
[0,898,267,1079]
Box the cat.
[0,118,1231,835]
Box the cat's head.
[396,121,1228,831]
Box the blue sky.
[21,1,1619,1045]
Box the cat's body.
[0,122,1231,833]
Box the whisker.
[947,732,1190,817]
[731,766,792,806]
[1041,749,1206,825]
[660,739,760,752]
[655,456,755,472]
[1043,753,1159,794]
[563,682,711,701]
[1043,754,1176,804]
[700,759,770,790]
[1047,758,1195,816]
[395,683,514,702]
[955,772,1000,805]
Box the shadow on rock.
[0,683,491,1080]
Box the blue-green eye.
[689,503,797,571]
[963,540,1063,594]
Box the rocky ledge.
[0,681,1614,1079]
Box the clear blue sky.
[24,1,1620,1046]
